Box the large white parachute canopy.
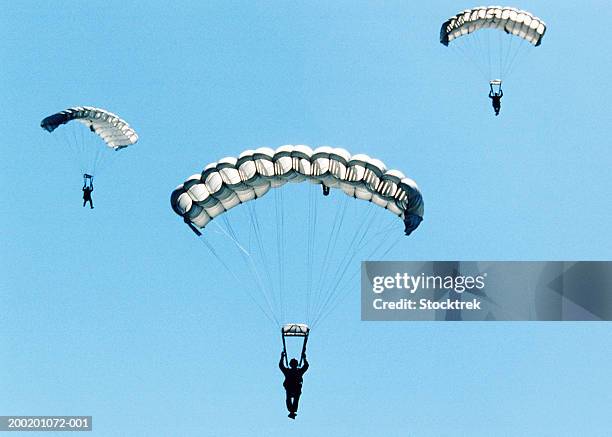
[171,145,423,232]
[440,6,547,84]
[171,145,424,330]
[41,106,139,177]
[440,6,546,47]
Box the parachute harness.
[281,324,309,368]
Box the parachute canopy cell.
[40,106,139,149]
[170,145,424,233]
[440,6,547,47]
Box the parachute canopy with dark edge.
[171,145,424,235]
[282,324,310,337]
[440,6,546,47]
[40,106,139,149]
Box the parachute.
[171,145,423,233]
[440,6,546,47]
[440,6,547,87]
[41,106,138,177]
[171,145,424,331]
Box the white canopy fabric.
[171,145,424,232]
[41,106,139,149]
[440,6,546,47]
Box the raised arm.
[279,352,286,371]
[300,354,309,373]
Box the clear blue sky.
[1,1,611,436]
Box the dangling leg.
[287,394,296,418]
[292,392,301,414]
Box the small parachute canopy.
[282,323,310,337]
[40,106,139,149]
[440,6,547,47]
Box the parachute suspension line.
[476,29,493,81]
[501,34,518,80]
[503,37,527,80]
[53,130,81,175]
[221,215,265,282]
[77,121,84,168]
[71,122,88,173]
[305,183,315,323]
[214,218,280,327]
[486,28,492,81]
[314,194,349,294]
[311,202,379,326]
[306,183,319,323]
[273,189,280,312]
[452,40,489,82]
[314,230,401,328]
[473,28,485,70]
[98,147,121,178]
[373,231,401,259]
[198,234,278,326]
[498,29,504,81]
[310,205,379,327]
[95,146,112,176]
[220,215,245,253]
[306,184,319,324]
[246,201,278,315]
[312,194,349,321]
[273,188,286,323]
[80,122,101,175]
[59,128,83,175]
[355,218,402,260]
[319,203,376,300]
[308,189,334,324]
[501,34,510,79]
[313,213,400,326]
[220,215,280,326]
[471,28,489,80]
[91,146,104,176]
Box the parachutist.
[322,184,330,196]
[279,351,309,419]
[82,178,94,209]
[440,8,545,113]
[489,84,503,116]
[40,107,138,199]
